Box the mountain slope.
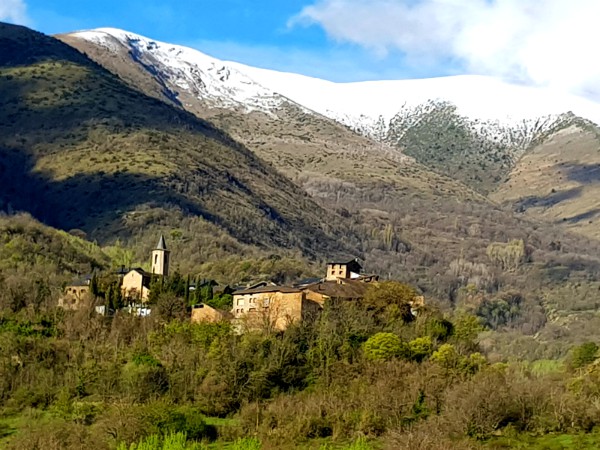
[492,121,600,240]
[61,28,600,196]
[57,28,600,290]
[13,23,600,358]
[0,22,354,261]
[59,28,489,203]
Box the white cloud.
[0,0,30,25]
[292,0,600,100]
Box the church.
[120,235,170,302]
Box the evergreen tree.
[90,272,100,297]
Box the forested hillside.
[0,22,355,262]
[4,21,600,450]
[3,22,600,359]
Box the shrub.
[363,281,416,322]
[117,432,208,450]
[231,437,261,450]
[363,333,405,361]
[569,342,598,370]
[431,344,460,370]
[408,337,434,362]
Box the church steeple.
[151,235,170,277]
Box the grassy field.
[487,432,600,449]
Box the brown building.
[232,286,320,332]
[304,276,378,307]
[326,259,363,281]
[121,235,170,303]
[191,303,232,323]
[121,268,152,302]
[58,275,92,310]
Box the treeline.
[1,278,600,449]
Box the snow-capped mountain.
[63,27,600,195]
[69,27,600,144]
[71,28,292,114]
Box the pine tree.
[90,272,100,297]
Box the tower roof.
[155,235,167,250]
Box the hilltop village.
[59,235,423,330]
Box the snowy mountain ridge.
[73,28,289,115]
[70,28,600,149]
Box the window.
[154,254,158,264]
[249,308,256,312]
[237,299,245,306]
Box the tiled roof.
[234,286,302,295]
[304,279,371,299]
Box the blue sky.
[2,0,599,99]
[1,0,457,82]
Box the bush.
[408,337,433,362]
[117,432,208,450]
[231,437,261,450]
[363,333,405,361]
[569,342,598,370]
[122,361,169,402]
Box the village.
[59,235,424,330]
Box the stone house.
[58,275,92,310]
[230,258,379,331]
[304,276,377,307]
[232,286,320,332]
[120,268,152,302]
[191,303,232,323]
[326,259,363,281]
[121,235,170,302]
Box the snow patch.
[70,27,600,146]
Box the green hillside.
[0,22,353,262]
[55,25,600,360]
[492,121,600,240]
[385,101,516,194]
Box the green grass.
[0,409,52,446]
[526,359,565,375]
[488,432,600,449]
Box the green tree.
[431,343,460,370]
[89,272,100,297]
[363,332,405,361]
[569,342,599,370]
[408,336,433,362]
[363,281,416,323]
[205,293,233,310]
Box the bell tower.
[151,235,170,277]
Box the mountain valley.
[3,22,600,358]
[4,1,600,445]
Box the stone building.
[304,276,377,307]
[120,268,152,302]
[151,235,170,277]
[58,275,92,310]
[325,259,363,281]
[191,303,232,323]
[230,258,379,331]
[232,286,320,332]
[121,235,170,302]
